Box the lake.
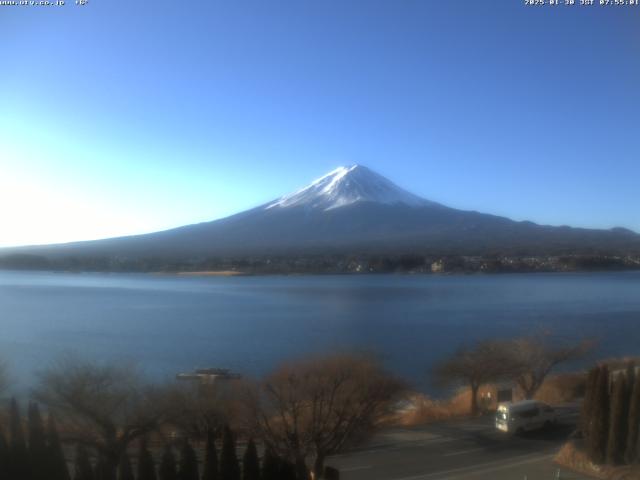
[1,270,639,394]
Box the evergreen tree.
[179,439,199,480]
[95,455,110,480]
[29,402,49,480]
[8,398,30,480]
[278,460,296,480]
[219,426,240,480]
[48,414,71,480]
[607,373,628,464]
[294,458,309,480]
[0,429,9,480]
[74,446,95,480]
[159,445,178,480]
[118,452,135,480]
[202,431,219,480]
[138,438,158,480]
[242,439,260,480]
[260,448,279,480]
[581,367,599,437]
[626,370,640,464]
[323,466,340,480]
[588,365,610,464]
[627,363,637,395]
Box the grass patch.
[555,441,640,480]
[394,372,587,427]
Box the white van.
[495,400,557,434]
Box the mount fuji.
[264,165,434,211]
[3,165,640,264]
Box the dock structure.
[176,367,242,385]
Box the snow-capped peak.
[265,165,433,211]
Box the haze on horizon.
[2,1,639,248]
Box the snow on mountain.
[265,165,435,211]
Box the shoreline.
[173,270,247,277]
[1,267,640,278]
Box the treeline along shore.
[0,333,606,480]
[1,252,640,275]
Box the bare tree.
[434,340,515,416]
[508,334,594,399]
[164,380,246,440]
[248,353,405,479]
[33,357,171,480]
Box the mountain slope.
[3,165,640,261]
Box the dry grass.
[394,373,587,427]
[534,372,587,404]
[395,387,496,426]
[555,441,605,479]
[394,394,461,426]
[555,441,640,480]
[608,469,640,480]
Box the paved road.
[327,406,591,480]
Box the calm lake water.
[1,270,639,394]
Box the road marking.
[389,452,555,480]
[417,437,458,446]
[341,465,372,472]
[330,446,396,458]
[442,453,555,480]
[460,425,487,431]
[442,447,486,457]
[331,436,454,458]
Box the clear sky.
[1,0,639,247]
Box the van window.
[516,408,539,419]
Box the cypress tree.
[581,367,599,437]
[138,438,158,480]
[294,458,309,480]
[637,424,640,466]
[260,448,279,480]
[202,431,219,480]
[96,453,117,480]
[159,445,178,480]
[242,438,260,480]
[588,365,610,464]
[95,455,110,480]
[627,371,640,464]
[607,373,628,464]
[0,429,9,480]
[118,452,135,480]
[627,363,637,395]
[219,426,240,480]
[47,414,71,480]
[74,446,95,480]
[178,439,199,480]
[278,460,296,480]
[8,398,30,480]
[323,466,340,480]
[623,368,632,419]
[29,402,48,480]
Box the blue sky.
[1,0,639,246]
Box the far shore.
[172,270,247,277]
